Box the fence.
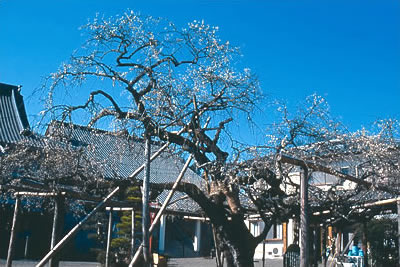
[283,251,300,267]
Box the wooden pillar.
[320,226,325,263]
[6,197,20,267]
[105,208,113,267]
[323,226,329,267]
[142,134,151,267]
[49,197,63,267]
[362,222,369,267]
[283,222,288,253]
[300,167,309,267]
[131,210,135,257]
[327,226,333,247]
[336,230,342,255]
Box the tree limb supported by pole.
[6,197,20,267]
[35,139,174,267]
[300,167,309,267]
[35,187,120,267]
[278,154,397,195]
[128,154,193,267]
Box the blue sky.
[0,0,399,133]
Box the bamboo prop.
[35,187,120,267]
[128,154,193,267]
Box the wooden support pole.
[128,155,193,267]
[300,167,309,267]
[337,230,342,255]
[6,197,20,267]
[35,187,120,267]
[131,210,135,257]
[142,135,151,267]
[262,240,266,267]
[105,208,113,267]
[49,197,60,267]
[362,222,368,267]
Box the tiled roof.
[46,121,204,213]
[0,83,42,146]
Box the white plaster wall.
[254,240,283,259]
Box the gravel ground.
[0,258,282,267]
[168,257,283,267]
[0,260,101,267]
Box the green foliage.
[109,186,142,265]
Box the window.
[266,223,282,240]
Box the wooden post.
[300,167,309,267]
[337,230,342,255]
[283,222,288,253]
[323,226,328,267]
[262,240,266,267]
[36,187,120,267]
[328,226,333,247]
[131,210,135,257]
[320,226,324,262]
[142,134,151,267]
[105,208,113,267]
[362,222,368,267]
[49,197,62,267]
[6,197,20,267]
